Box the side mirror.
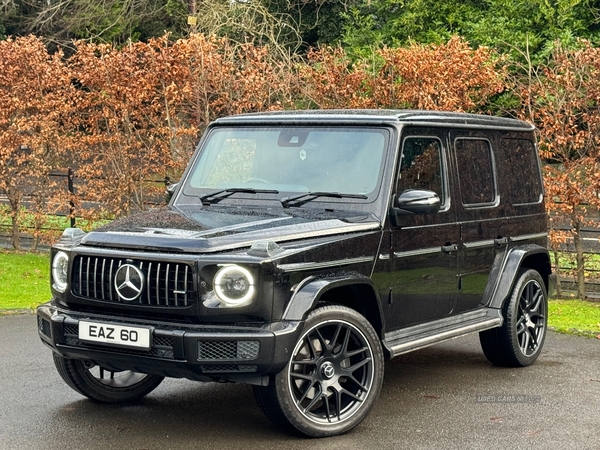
[390,189,441,227]
[396,189,441,215]
[165,182,179,203]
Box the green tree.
[1,0,352,50]
[267,0,358,47]
[343,0,600,61]
[1,0,189,49]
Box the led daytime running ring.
[214,265,256,306]
[52,251,69,293]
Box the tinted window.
[499,139,543,204]
[398,137,444,199]
[455,138,496,205]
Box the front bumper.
[36,303,302,385]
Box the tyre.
[53,354,164,403]
[254,305,384,437]
[480,268,548,367]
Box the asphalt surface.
[1,314,599,450]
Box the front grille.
[72,256,195,307]
[198,340,260,361]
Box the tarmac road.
[1,314,599,450]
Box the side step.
[383,308,503,358]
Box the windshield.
[181,126,388,204]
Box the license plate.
[79,321,152,350]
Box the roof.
[214,109,535,132]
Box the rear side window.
[498,139,543,204]
[455,138,496,206]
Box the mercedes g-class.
[37,110,553,437]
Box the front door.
[386,130,460,329]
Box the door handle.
[441,243,459,253]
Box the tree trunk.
[552,248,563,297]
[31,193,44,252]
[10,213,20,250]
[7,185,21,251]
[573,221,586,299]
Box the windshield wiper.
[280,192,368,208]
[199,188,279,205]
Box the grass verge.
[1,252,600,340]
[548,299,600,338]
[0,251,50,311]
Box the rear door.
[450,131,502,314]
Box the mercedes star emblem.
[114,264,145,301]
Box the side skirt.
[383,309,503,358]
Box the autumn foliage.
[518,42,600,297]
[299,37,505,110]
[0,34,508,250]
[0,36,75,249]
[372,37,506,110]
[2,32,600,297]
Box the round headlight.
[52,251,69,293]
[213,265,255,306]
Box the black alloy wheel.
[480,268,548,367]
[254,305,384,437]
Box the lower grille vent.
[201,365,258,373]
[198,340,260,361]
[38,316,52,338]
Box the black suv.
[37,110,554,437]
